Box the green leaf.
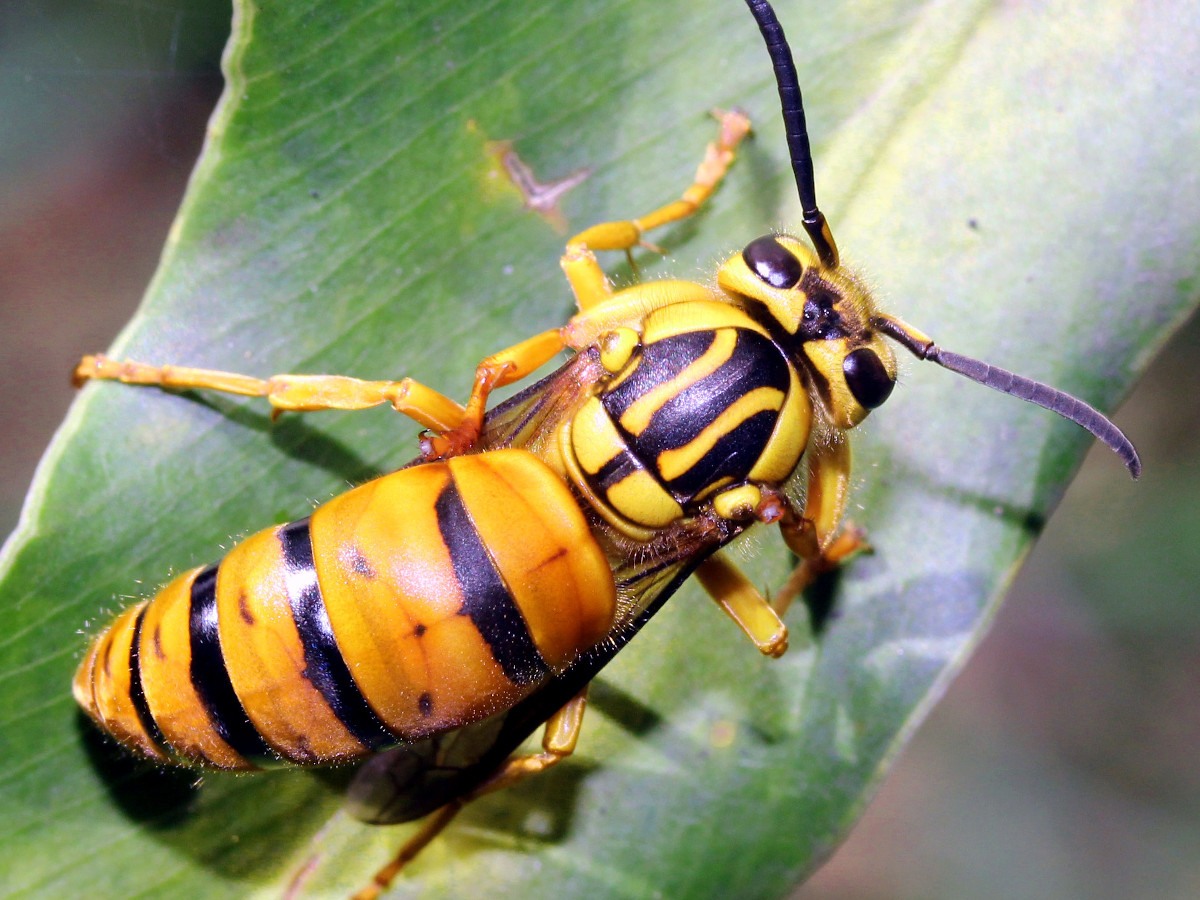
[1,0,1196,898]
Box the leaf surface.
[1,0,1197,898]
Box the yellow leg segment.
[349,803,464,900]
[352,690,588,900]
[464,687,587,796]
[429,110,752,456]
[562,108,753,312]
[768,434,867,618]
[421,328,567,458]
[74,353,466,433]
[695,552,788,658]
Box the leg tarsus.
[561,109,752,313]
[350,690,588,898]
[568,108,752,254]
[772,522,869,619]
[350,802,464,900]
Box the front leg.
[765,432,867,618]
[426,110,753,458]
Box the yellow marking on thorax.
[618,328,737,437]
[605,469,684,527]
[656,385,784,482]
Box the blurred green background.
[1,1,1196,899]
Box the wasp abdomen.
[75,449,617,770]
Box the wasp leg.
[561,108,753,312]
[695,552,788,658]
[428,111,753,456]
[430,277,720,459]
[768,435,868,618]
[349,803,463,900]
[776,525,866,614]
[74,353,467,433]
[420,329,567,458]
[464,686,587,797]
[353,691,588,900]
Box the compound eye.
[742,236,803,289]
[843,347,895,410]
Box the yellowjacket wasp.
[72,1,1138,896]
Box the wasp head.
[718,234,896,430]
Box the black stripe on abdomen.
[188,565,275,764]
[280,518,396,751]
[128,603,170,756]
[434,479,550,686]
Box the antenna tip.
[1125,451,1143,480]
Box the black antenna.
[875,315,1142,479]
[747,0,1139,479]
[745,0,839,269]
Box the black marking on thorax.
[795,271,850,341]
[601,328,791,498]
[589,451,646,494]
[280,519,396,751]
[434,480,550,686]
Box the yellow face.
[716,234,897,429]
